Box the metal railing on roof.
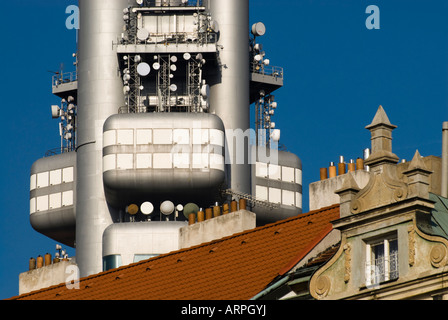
[251,64,284,79]
[52,71,78,88]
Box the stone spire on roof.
[403,150,433,199]
[364,105,400,168]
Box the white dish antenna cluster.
[184,52,209,111]
[125,200,185,221]
[51,95,76,152]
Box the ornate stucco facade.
[308,106,448,300]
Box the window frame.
[365,235,399,287]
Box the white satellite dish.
[251,22,266,37]
[200,84,210,98]
[51,105,61,119]
[176,204,184,212]
[270,102,277,109]
[136,0,144,5]
[263,59,270,66]
[170,55,178,63]
[153,62,160,70]
[170,84,177,92]
[141,202,154,215]
[183,52,191,60]
[137,62,151,76]
[170,64,177,72]
[271,129,281,142]
[137,28,149,41]
[160,201,175,216]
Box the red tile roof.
[10,204,339,300]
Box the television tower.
[30,0,302,277]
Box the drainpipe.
[442,122,448,198]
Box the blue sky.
[1,0,448,299]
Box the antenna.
[160,200,175,216]
[251,22,266,37]
[183,203,199,220]
[140,201,154,218]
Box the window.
[366,237,398,286]
[103,255,122,271]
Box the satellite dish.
[254,43,263,51]
[271,129,281,142]
[160,201,175,216]
[170,55,178,63]
[176,204,184,212]
[183,203,199,219]
[210,20,219,33]
[51,105,60,119]
[170,64,177,72]
[153,62,160,70]
[251,22,266,37]
[135,55,142,63]
[183,52,191,60]
[123,73,131,82]
[140,201,154,215]
[136,0,144,5]
[254,54,262,62]
[201,97,209,110]
[263,59,270,66]
[170,84,177,92]
[137,62,151,76]
[200,84,210,98]
[270,122,276,129]
[270,102,277,109]
[126,204,139,215]
[137,28,149,41]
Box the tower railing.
[52,71,78,88]
[250,64,284,79]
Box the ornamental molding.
[350,164,408,215]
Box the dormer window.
[365,236,399,286]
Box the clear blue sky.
[1,0,448,299]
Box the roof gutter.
[250,275,291,300]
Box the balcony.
[52,71,78,101]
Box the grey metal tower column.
[208,0,251,196]
[76,0,128,277]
